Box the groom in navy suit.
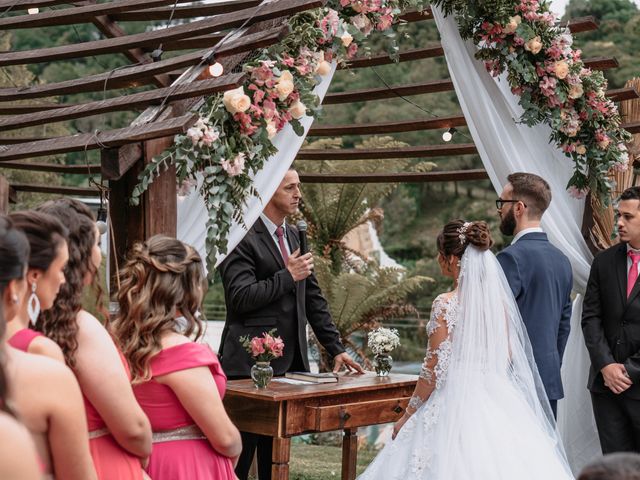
[496,172,573,417]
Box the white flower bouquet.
[368,327,400,355]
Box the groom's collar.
[511,227,544,245]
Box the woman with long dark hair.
[6,211,68,360]
[111,235,241,480]
[0,215,40,479]
[1,215,94,479]
[37,198,152,480]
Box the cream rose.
[576,145,587,155]
[503,15,521,34]
[553,61,569,79]
[276,70,294,101]
[222,86,250,114]
[289,100,307,120]
[315,60,332,76]
[524,36,543,55]
[340,32,353,47]
[568,83,584,99]
[266,121,277,139]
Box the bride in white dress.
[359,220,574,480]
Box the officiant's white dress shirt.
[511,227,544,245]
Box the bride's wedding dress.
[359,246,574,480]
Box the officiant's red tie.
[627,251,640,297]
[276,226,289,265]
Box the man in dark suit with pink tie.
[218,168,363,480]
[583,186,640,454]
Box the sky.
[550,0,640,15]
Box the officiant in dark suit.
[496,172,573,418]
[218,167,363,480]
[582,186,640,454]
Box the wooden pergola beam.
[9,183,98,196]
[308,115,467,136]
[111,0,262,22]
[0,161,100,174]
[0,0,323,66]
[299,169,490,183]
[324,81,637,105]
[0,74,244,131]
[0,113,197,161]
[297,144,477,160]
[0,28,285,102]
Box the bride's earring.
[27,282,41,326]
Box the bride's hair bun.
[466,221,493,251]
[437,219,494,257]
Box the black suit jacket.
[217,218,345,377]
[582,243,640,399]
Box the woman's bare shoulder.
[0,413,41,479]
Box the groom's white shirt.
[511,227,544,245]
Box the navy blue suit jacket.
[497,232,573,400]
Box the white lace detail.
[419,293,458,390]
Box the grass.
[289,443,378,480]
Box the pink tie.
[276,226,289,265]
[627,251,640,298]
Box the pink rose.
[567,186,588,199]
[250,337,265,356]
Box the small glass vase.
[373,353,393,377]
[251,361,273,389]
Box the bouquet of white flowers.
[368,327,400,355]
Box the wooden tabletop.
[226,372,418,401]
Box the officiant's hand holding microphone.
[289,221,364,375]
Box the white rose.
[315,60,332,76]
[289,100,307,119]
[265,121,277,139]
[568,83,584,99]
[222,86,251,114]
[276,70,294,101]
[340,32,353,47]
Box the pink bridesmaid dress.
[133,342,235,480]
[8,328,43,352]
[86,352,143,480]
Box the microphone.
[297,220,308,255]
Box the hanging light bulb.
[207,62,224,78]
[442,127,457,142]
[27,7,39,14]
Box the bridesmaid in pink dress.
[111,235,242,479]
[36,199,152,480]
[7,211,67,361]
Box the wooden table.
[224,372,417,480]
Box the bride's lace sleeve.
[405,293,457,416]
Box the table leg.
[341,427,358,480]
[271,437,291,480]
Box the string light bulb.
[27,7,39,14]
[442,127,457,142]
[207,62,224,78]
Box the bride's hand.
[392,414,410,440]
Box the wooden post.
[271,437,291,480]
[107,136,177,295]
[0,175,9,213]
[341,427,358,480]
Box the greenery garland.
[431,0,632,202]
[131,0,426,274]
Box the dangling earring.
[27,282,41,326]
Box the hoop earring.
[27,282,41,326]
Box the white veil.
[437,245,572,475]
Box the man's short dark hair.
[578,453,640,480]
[619,186,640,203]
[507,172,551,219]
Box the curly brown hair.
[437,219,494,258]
[111,235,206,384]
[0,216,30,416]
[35,199,105,368]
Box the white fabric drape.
[433,7,600,473]
[177,63,337,270]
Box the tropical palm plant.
[296,136,434,369]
